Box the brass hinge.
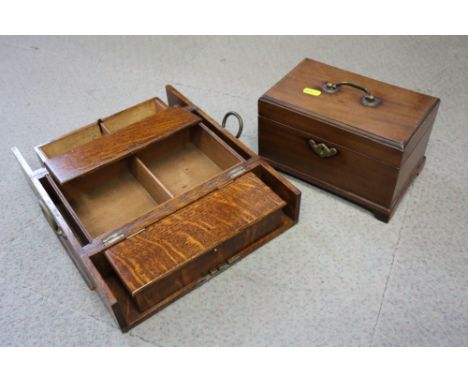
[218,166,246,190]
[102,232,125,246]
[227,166,246,179]
[127,228,146,239]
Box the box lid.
[104,172,286,298]
[260,59,439,165]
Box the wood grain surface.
[45,107,201,184]
[258,58,440,222]
[263,58,439,148]
[259,116,397,206]
[105,172,286,297]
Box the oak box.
[14,86,300,331]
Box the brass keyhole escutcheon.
[308,139,338,158]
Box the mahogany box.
[258,58,440,222]
[13,86,300,331]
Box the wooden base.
[262,156,426,223]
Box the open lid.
[45,107,201,184]
[262,59,439,151]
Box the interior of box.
[38,98,168,160]
[61,159,160,237]
[138,125,241,196]
[85,161,296,330]
[41,122,105,159]
[57,124,242,238]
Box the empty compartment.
[138,124,243,196]
[39,122,105,160]
[61,157,171,238]
[37,98,168,160]
[101,98,168,133]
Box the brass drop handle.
[308,139,338,158]
[222,111,243,138]
[321,81,382,107]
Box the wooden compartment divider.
[129,157,174,202]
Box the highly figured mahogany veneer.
[13,86,301,331]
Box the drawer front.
[133,208,284,311]
[105,172,287,312]
[259,116,397,207]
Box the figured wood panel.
[45,107,201,184]
[259,99,404,168]
[263,58,439,148]
[259,116,397,207]
[105,172,286,296]
[133,209,284,311]
[95,215,294,331]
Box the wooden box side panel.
[12,148,94,287]
[390,102,439,209]
[251,159,301,222]
[88,213,295,332]
[102,98,168,133]
[392,127,431,207]
[166,85,256,160]
[258,116,398,208]
[134,208,284,311]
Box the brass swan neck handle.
[321,81,382,107]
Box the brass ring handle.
[39,199,63,236]
[222,111,243,138]
[321,81,382,107]
[308,139,338,158]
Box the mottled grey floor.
[0,36,467,346]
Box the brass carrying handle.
[321,81,382,107]
[222,111,243,138]
[308,139,338,158]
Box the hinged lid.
[260,59,440,167]
[45,107,201,184]
[104,172,286,298]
